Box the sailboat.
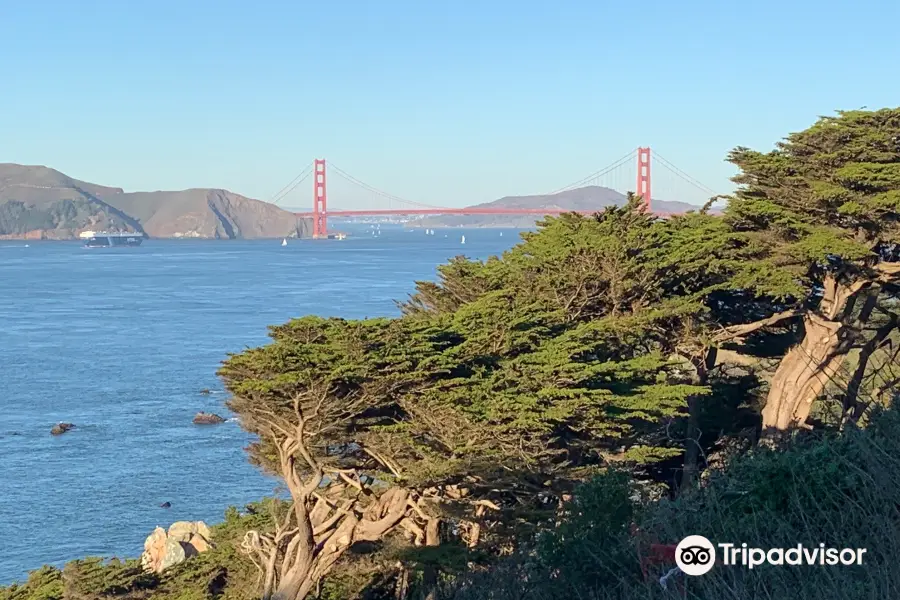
[281,238,287,246]
[461,235,466,244]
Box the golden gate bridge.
[269,148,718,239]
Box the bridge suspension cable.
[271,162,314,205]
[546,149,638,195]
[328,163,443,209]
[653,151,719,198]
[279,147,722,226]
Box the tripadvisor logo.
[676,535,716,575]
[674,535,867,576]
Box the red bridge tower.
[306,148,653,233]
[313,159,327,238]
[636,147,651,211]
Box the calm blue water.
[0,226,522,583]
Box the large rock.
[188,534,211,554]
[140,521,213,573]
[192,412,226,425]
[195,521,212,540]
[167,520,210,542]
[50,423,75,435]
[159,538,187,571]
[140,527,168,573]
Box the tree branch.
[363,447,403,479]
[875,261,900,279]
[712,348,761,367]
[712,309,801,343]
[473,499,501,511]
[406,497,432,522]
[328,469,366,493]
[356,488,411,542]
[313,500,354,537]
[399,518,426,545]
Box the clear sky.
[2,0,898,208]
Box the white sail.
[461,235,466,244]
[281,238,287,246]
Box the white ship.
[79,231,144,247]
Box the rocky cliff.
[100,188,310,239]
[0,163,310,239]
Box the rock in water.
[50,423,75,435]
[192,412,226,425]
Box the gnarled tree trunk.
[248,484,416,600]
[237,410,433,600]
[760,312,845,431]
[761,275,867,436]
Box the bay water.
[0,226,522,583]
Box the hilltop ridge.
[406,185,706,228]
[0,164,311,240]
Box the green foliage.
[218,198,773,594]
[221,199,753,503]
[438,406,900,600]
[62,558,157,599]
[0,504,271,600]
[726,108,900,297]
[0,568,63,600]
[534,470,639,592]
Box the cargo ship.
[79,231,145,247]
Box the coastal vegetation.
[4,108,900,600]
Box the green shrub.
[437,407,900,600]
[0,503,273,600]
[534,470,639,593]
[0,567,64,600]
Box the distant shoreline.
[0,234,311,241]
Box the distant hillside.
[407,186,705,228]
[0,164,311,240]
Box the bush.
[437,407,900,600]
[4,411,899,600]
[0,503,272,600]
[534,471,639,593]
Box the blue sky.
[1,0,898,208]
